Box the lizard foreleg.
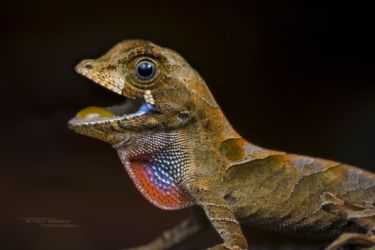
[195,188,248,250]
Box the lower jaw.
[70,101,154,125]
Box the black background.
[1,0,374,249]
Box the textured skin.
[117,131,194,210]
[68,40,375,250]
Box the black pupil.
[137,61,154,79]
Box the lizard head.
[68,40,239,210]
[68,39,220,146]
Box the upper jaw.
[75,59,124,95]
[69,60,156,127]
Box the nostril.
[75,60,94,73]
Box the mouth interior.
[74,98,153,123]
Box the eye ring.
[135,59,157,81]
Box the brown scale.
[69,40,375,250]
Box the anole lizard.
[69,40,375,250]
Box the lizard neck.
[114,107,270,210]
[184,105,280,184]
[207,108,285,168]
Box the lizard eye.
[135,60,156,81]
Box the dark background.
[1,0,374,249]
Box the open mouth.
[68,98,155,126]
[69,58,157,127]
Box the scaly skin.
[68,40,375,250]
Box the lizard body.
[69,40,375,249]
